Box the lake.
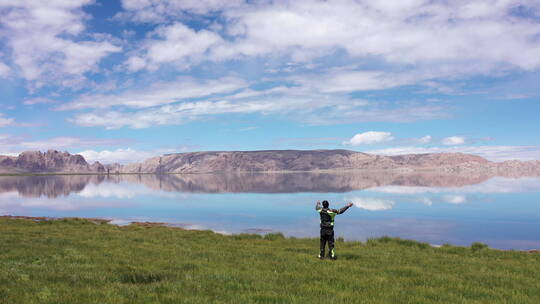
[1,172,539,250]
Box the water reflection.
[0,171,499,197]
[0,173,538,250]
[0,175,106,198]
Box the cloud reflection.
[348,196,395,211]
[77,182,176,199]
[369,177,540,194]
[0,196,132,212]
[443,195,467,204]
[1,173,540,199]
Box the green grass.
[0,218,538,303]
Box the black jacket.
[316,202,351,229]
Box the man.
[316,200,353,260]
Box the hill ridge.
[1,149,539,175]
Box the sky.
[0,0,540,164]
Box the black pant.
[320,228,335,258]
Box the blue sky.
[0,0,540,163]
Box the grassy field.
[0,218,538,303]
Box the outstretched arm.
[315,201,322,211]
[337,202,354,214]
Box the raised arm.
[336,202,354,214]
[315,201,322,211]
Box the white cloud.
[2,0,540,96]
[71,102,445,129]
[19,137,116,151]
[343,131,394,146]
[23,97,56,105]
[227,0,540,70]
[442,136,466,145]
[290,69,440,93]
[126,23,223,71]
[417,135,432,144]
[78,148,164,164]
[366,145,540,161]
[125,56,146,72]
[121,0,540,80]
[117,0,244,22]
[348,196,395,211]
[0,114,15,127]
[58,76,246,110]
[69,98,291,129]
[0,61,10,77]
[0,1,121,86]
[239,126,258,131]
[6,0,534,131]
[67,84,445,128]
[0,134,122,155]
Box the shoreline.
[2,215,538,253]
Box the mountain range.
[0,150,105,174]
[1,149,540,176]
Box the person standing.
[316,200,353,260]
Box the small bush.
[376,236,393,243]
[263,232,285,240]
[394,238,429,249]
[471,242,488,252]
[440,244,468,255]
[232,233,263,240]
[366,238,379,246]
[366,236,393,246]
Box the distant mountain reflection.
[0,175,106,198]
[0,171,502,198]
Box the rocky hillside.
[1,149,539,175]
[0,150,105,174]
[119,149,540,174]
[120,150,380,173]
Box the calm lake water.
[1,172,539,250]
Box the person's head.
[322,200,329,208]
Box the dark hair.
[322,200,329,208]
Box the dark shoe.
[318,254,324,259]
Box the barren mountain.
[1,149,540,176]
[118,149,540,175]
[0,150,105,174]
